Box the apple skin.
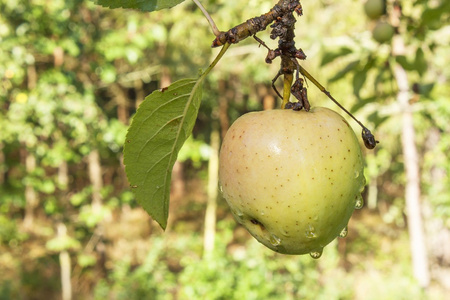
[372,21,394,44]
[219,107,365,255]
[364,0,386,20]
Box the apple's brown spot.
[250,218,266,231]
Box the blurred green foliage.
[0,0,449,299]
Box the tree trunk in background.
[203,124,220,257]
[110,83,129,125]
[134,79,145,111]
[390,4,430,288]
[392,37,430,288]
[88,149,103,211]
[0,143,4,185]
[57,223,72,300]
[23,151,37,230]
[87,149,107,275]
[58,160,69,189]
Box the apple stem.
[282,74,293,108]
[298,65,379,149]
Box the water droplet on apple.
[354,170,359,178]
[309,248,323,259]
[269,234,281,246]
[260,211,265,216]
[219,185,223,193]
[339,226,348,238]
[313,215,319,221]
[231,209,244,222]
[359,176,366,192]
[355,194,364,209]
[305,224,317,239]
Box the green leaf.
[320,47,353,66]
[352,69,367,98]
[328,60,360,83]
[395,55,415,71]
[93,0,186,12]
[414,48,427,75]
[351,96,377,114]
[123,78,202,229]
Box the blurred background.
[0,0,449,299]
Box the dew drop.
[339,226,348,238]
[354,170,360,178]
[355,194,364,209]
[305,224,317,239]
[361,176,367,185]
[359,176,367,193]
[260,211,265,216]
[269,234,281,246]
[309,248,323,259]
[219,185,223,193]
[231,209,244,221]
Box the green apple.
[372,21,395,44]
[219,107,365,256]
[364,0,386,20]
